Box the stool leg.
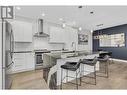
[105,62,107,74]
[60,68,63,89]
[106,61,109,78]
[76,70,78,89]
[94,64,96,85]
[66,70,68,83]
[80,64,83,82]
[112,58,114,64]
[105,62,107,77]
[79,66,81,86]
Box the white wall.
[14,43,33,51]
[0,20,2,89]
[33,37,64,50]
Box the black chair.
[97,55,109,78]
[97,48,103,51]
[80,57,98,85]
[60,60,82,89]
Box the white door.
[25,53,35,70]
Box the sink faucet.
[71,42,76,53]
[62,43,65,51]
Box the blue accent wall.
[93,24,127,60]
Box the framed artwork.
[78,34,88,45]
[99,33,125,47]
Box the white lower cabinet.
[26,53,35,70]
[11,53,35,73]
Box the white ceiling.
[15,6,127,31]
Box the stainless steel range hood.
[34,19,49,37]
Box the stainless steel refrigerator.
[1,20,14,89]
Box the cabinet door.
[25,53,35,70]
[12,20,33,42]
[49,26,64,43]
[12,21,23,42]
[12,53,26,72]
[11,53,35,73]
[22,22,33,42]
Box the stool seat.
[61,62,79,71]
[82,59,96,66]
[97,56,109,62]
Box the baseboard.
[111,58,127,63]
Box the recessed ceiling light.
[91,30,93,33]
[16,6,21,10]
[59,18,63,21]
[90,11,94,14]
[41,13,45,17]
[96,24,103,27]
[62,23,66,28]
[78,27,82,31]
[78,6,83,8]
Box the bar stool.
[60,60,81,89]
[97,55,109,78]
[80,57,98,85]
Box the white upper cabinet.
[12,20,33,42]
[49,26,78,50]
[64,27,78,50]
[49,26,65,43]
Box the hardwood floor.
[11,70,49,89]
[11,61,127,89]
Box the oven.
[35,52,43,66]
[35,50,50,69]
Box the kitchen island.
[43,51,100,89]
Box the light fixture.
[59,18,63,21]
[7,7,11,12]
[16,6,21,10]
[62,23,66,28]
[41,13,45,17]
[90,11,94,14]
[78,6,83,8]
[90,30,93,34]
[78,27,82,31]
